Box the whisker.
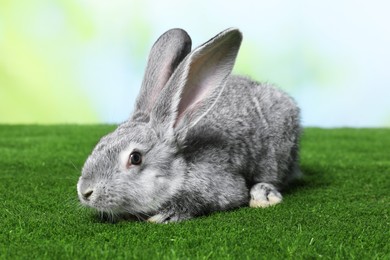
[122,207,153,222]
[69,161,81,172]
[110,210,116,223]
[136,214,147,222]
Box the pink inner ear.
[176,53,218,117]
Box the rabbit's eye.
[129,151,142,166]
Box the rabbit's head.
[77,28,242,218]
[77,120,187,217]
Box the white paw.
[249,183,283,208]
[147,214,167,223]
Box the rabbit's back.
[185,75,301,187]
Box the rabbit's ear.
[151,28,242,130]
[134,29,192,115]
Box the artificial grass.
[0,125,389,259]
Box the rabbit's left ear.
[134,29,192,116]
[151,28,242,130]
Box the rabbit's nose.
[82,189,93,200]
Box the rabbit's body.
[150,76,300,222]
[77,28,301,223]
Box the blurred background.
[1,0,389,127]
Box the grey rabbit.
[77,28,301,223]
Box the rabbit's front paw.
[147,213,170,223]
[249,183,282,208]
[147,212,192,223]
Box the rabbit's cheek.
[136,169,167,208]
[125,168,183,213]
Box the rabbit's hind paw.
[249,183,282,208]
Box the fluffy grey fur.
[77,28,301,223]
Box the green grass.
[0,126,389,259]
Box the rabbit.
[77,27,301,223]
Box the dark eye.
[129,151,142,166]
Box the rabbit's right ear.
[133,29,192,117]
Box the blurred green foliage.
[0,0,98,123]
